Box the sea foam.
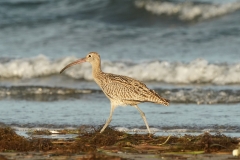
[134,0,240,21]
[0,55,240,85]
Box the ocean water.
[0,0,240,136]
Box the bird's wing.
[101,74,153,102]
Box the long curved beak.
[60,58,86,73]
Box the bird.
[60,52,169,134]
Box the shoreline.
[0,126,239,160]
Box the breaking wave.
[134,0,240,21]
[1,0,240,28]
[0,55,240,85]
[0,86,240,104]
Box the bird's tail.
[150,89,170,106]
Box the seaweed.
[0,127,32,152]
[0,126,239,155]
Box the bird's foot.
[148,133,154,138]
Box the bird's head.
[85,52,100,64]
[60,52,100,73]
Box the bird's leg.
[100,103,116,133]
[133,105,151,134]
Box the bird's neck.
[91,60,103,79]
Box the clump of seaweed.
[67,126,239,154]
[161,132,238,153]
[0,127,32,152]
[62,126,126,153]
[0,127,52,152]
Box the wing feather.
[101,74,154,102]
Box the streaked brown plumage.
[60,52,169,134]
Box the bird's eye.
[88,54,92,57]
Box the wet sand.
[103,152,238,160]
[0,151,238,160]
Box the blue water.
[0,0,240,136]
